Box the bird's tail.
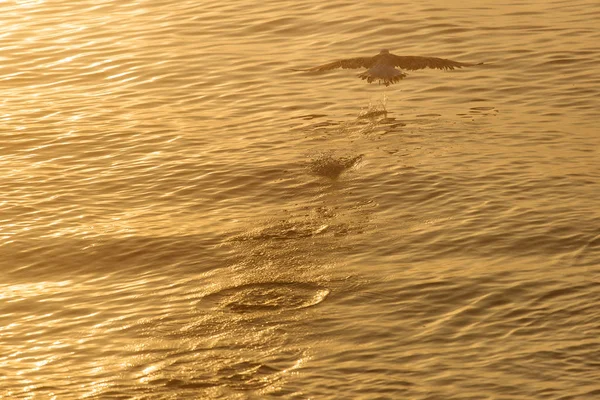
[357,69,407,86]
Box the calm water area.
[1,0,599,398]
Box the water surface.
[1,0,599,398]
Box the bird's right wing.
[391,55,481,70]
[304,57,375,71]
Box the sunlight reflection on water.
[1,0,599,398]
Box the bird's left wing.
[304,57,374,71]
[391,55,480,71]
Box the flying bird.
[298,49,481,86]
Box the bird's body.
[301,49,481,86]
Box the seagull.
[298,49,481,86]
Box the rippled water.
[2,0,599,398]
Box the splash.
[309,152,364,179]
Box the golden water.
[1,0,599,398]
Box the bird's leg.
[376,92,387,113]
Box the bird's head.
[379,49,390,54]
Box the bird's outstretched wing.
[306,57,375,71]
[390,55,479,71]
